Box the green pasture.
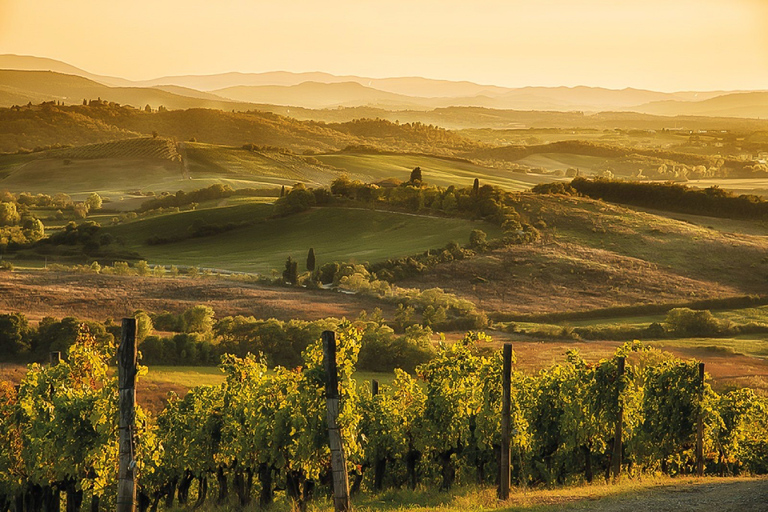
[315,152,563,191]
[142,365,394,389]
[107,205,502,274]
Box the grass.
[108,206,502,274]
[159,476,768,512]
[105,200,275,246]
[141,366,394,390]
[315,152,560,191]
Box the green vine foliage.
[1,333,767,511]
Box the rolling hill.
[635,91,768,118]
[103,204,503,274]
[3,55,768,116]
[0,70,254,111]
[212,81,424,109]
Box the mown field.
[102,204,502,274]
[314,152,560,190]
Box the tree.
[134,310,154,342]
[85,193,102,211]
[472,178,480,196]
[469,229,487,248]
[280,185,286,198]
[144,104,152,113]
[306,248,316,272]
[0,313,31,356]
[181,305,215,334]
[0,203,20,226]
[73,203,89,219]
[410,167,422,183]
[283,256,298,285]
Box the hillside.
[399,193,768,315]
[0,138,185,198]
[213,81,424,109]
[636,91,768,118]
[104,205,504,274]
[0,70,254,111]
[0,101,481,155]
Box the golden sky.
[1,0,766,91]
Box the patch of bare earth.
[0,270,395,324]
[556,477,768,512]
[399,241,734,315]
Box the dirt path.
[0,270,395,323]
[551,477,768,512]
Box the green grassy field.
[142,365,394,389]
[105,204,502,273]
[315,152,561,190]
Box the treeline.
[1,331,766,512]
[537,177,768,220]
[0,195,46,249]
[506,307,768,342]
[0,308,435,372]
[137,184,278,212]
[275,175,531,233]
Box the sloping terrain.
[105,206,503,273]
[400,194,768,315]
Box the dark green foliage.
[531,182,578,195]
[472,178,479,196]
[570,177,768,219]
[665,308,725,337]
[306,248,316,272]
[409,166,423,183]
[138,184,236,212]
[0,313,32,356]
[282,256,298,285]
[469,229,487,249]
[273,186,316,217]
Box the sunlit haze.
[1,0,767,91]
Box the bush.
[665,308,725,337]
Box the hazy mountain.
[213,81,426,109]
[3,54,768,118]
[0,70,256,111]
[633,91,768,118]
[0,54,134,87]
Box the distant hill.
[634,91,768,118]
[4,55,766,116]
[213,81,425,109]
[0,70,256,111]
[0,101,479,154]
[0,54,133,87]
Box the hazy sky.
[1,0,767,91]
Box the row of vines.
[1,326,767,512]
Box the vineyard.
[48,138,181,161]
[1,324,767,512]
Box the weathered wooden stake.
[498,343,512,500]
[371,379,379,397]
[322,331,351,512]
[696,362,705,477]
[49,351,61,366]
[117,318,137,512]
[611,357,625,481]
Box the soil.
[0,270,396,324]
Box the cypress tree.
[306,248,316,272]
[282,256,298,285]
[410,167,423,183]
[280,185,286,197]
[472,178,480,196]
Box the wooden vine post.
[117,318,138,512]
[696,362,705,477]
[611,356,625,481]
[322,331,351,512]
[498,343,512,500]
